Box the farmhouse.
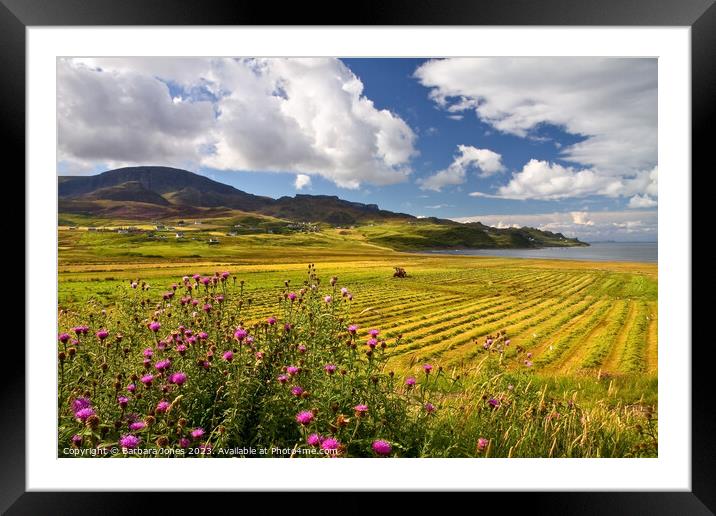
[208,238,220,245]
[175,232,185,238]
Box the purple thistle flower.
[178,437,190,448]
[140,374,154,386]
[129,421,147,431]
[422,364,433,374]
[324,364,337,375]
[255,351,265,360]
[222,350,234,362]
[267,316,277,325]
[341,287,349,296]
[295,411,314,426]
[321,437,340,452]
[71,434,82,446]
[368,329,380,337]
[307,433,323,447]
[191,427,205,440]
[347,324,358,334]
[143,348,154,358]
[155,359,171,372]
[96,329,109,341]
[288,292,297,301]
[221,271,230,280]
[284,323,293,332]
[119,434,141,449]
[148,321,161,332]
[202,303,212,313]
[170,372,187,385]
[297,344,307,353]
[71,397,91,413]
[234,327,248,341]
[58,333,71,344]
[488,398,501,409]
[405,376,416,387]
[117,396,129,409]
[126,383,136,393]
[324,295,332,303]
[424,402,436,414]
[524,360,533,367]
[198,331,208,340]
[156,400,170,413]
[354,404,368,414]
[366,338,378,349]
[176,344,188,355]
[371,439,392,456]
[74,407,95,422]
[192,274,201,281]
[286,366,299,376]
[477,438,489,452]
[277,374,289,384]
[291,386,304,397]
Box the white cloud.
[628,194,657,208]
[470,160,658,202]
[414,58,657,174]
[419,145,505,191]
[453,210,657,242]
[58,58,417,188]
[294,174,312,190]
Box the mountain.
[57,166,587,249]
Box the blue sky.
[57,57,658,241]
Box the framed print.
[6,0,712,513]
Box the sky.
[57,57,658,242]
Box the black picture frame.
[5,0,710,513]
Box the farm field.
[58,228,658,457]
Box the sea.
[427,242,657,263]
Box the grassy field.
[57,225,658,457]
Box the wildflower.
[96,329,109,341]
[119,434,141,449]
[148,321,161,332]
[288,292,297,301]
[191,427,205,440]
[200,277,211,286]
[267,317,277,325]
[216,294,224,303]
[117,396,129,409]
[297,344,307,353]
[524,360,533,367]
[371,439,392,456]
[321,437,340,452]
[424,402,436,414]
[127,383,136,393]
[291,386,304,397]
[277,374,289,384]
[192,274,201,281]
[284,323,293,332]
[156,400,170,413]
[324,364,337,375]
[143,348,154,358]
[477,438,489,452]
[155,359,171,372]
[221,271,230,280]
[255,351,265,360]
[58,333,71,344]
[222,350,234,362]
[307,433,323,447]
[140,374,154,386]
[71,434,82,447]
[295,411,314,426]
[202,303,212,313]
[234,327,248,341]
[72,397,91,413]
[354,404,368,417]
[505,339,511,346]
[286,366,299,376]
[178,437,190,448]
[176,344,188,355]
[347,324,358,334]
[330,276,338,286]
[341,287,349,296]
[324,295,332,303]
[74,407,95,422]
[526,352,533,359]
[368,329,380,337]
[488,398,501,409]
[129,421,147,431]
[170,372,187,385]
[423,364,433,374]
[405,376,416,387]
[366,338,378,349]
[198,331,208,340]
